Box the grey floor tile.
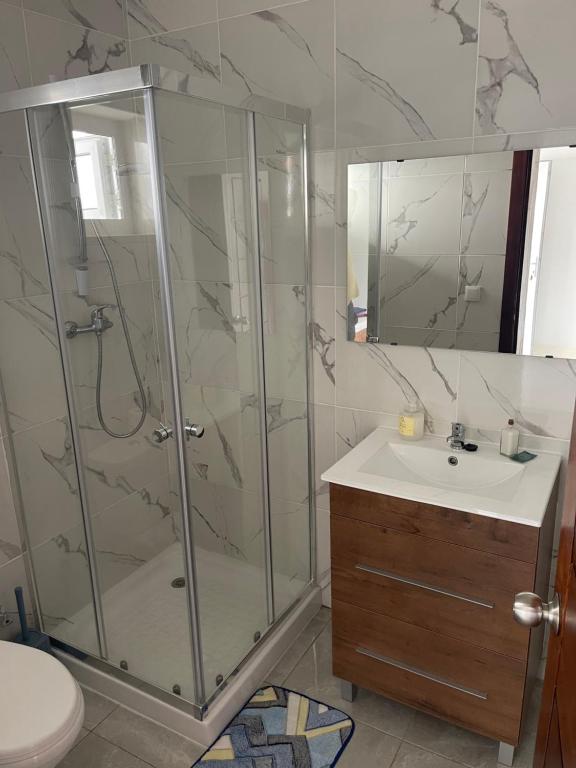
[95,707,204,768]
[82,688,118,731]
[74,727,89,747]
[59,732,152,768]
[316,606,331,624]
[267,615,330,685]
[337,722,401,768]
[283,624,415,739]
[403,710,498,768]
[392,742,465,768]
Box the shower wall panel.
[255,115,312,617]
[0,108,100,652]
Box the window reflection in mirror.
[347,147,576,358]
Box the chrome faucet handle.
[450,422,465,439]
[446,422,466,450]
[91,304,115,319]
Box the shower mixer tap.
[65,305,114,339]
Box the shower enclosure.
[0,66,314,717]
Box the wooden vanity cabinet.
[330,482,557,748]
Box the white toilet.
[0,641,84,768]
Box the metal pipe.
[302,119,317,588]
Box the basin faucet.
[447,422,465,451]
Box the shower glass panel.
[254,115,312,617]
[0,109,100,658]
[28,94,196,698]
[153,90,269,700]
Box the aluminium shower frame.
[0,65,316,717]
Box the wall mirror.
[346,147,576,357]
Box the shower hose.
[59,102,147,439]
[91,222,148,439]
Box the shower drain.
[171,577,186,589]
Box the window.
[73,130,122,220]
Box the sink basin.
[360,442,524,500]
[321,427,561,526]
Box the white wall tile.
[130,22,221,82]
[0,439,21,567]
[0,556,32,641]
[128,0,217,40]
[477,0,576,135]
[336,0,479,148]
[25,11,128,84]
[457,254,506,333]
[458,354,576,438]
[24,0,127,37]
[0,3,30,92]
[0,157,49,301]
[220,0,335,149]
[387,173,463,255]
[311,286,335,405]
[336,289,459,433]
[383,254,459,331]
[461,170,512,254]
[0,296,67,433]
[310,151,336,286]
[0,112,29,157]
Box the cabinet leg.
[340,680,357,703]
[498,742,515,766]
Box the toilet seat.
[0,641,84,767]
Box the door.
[152,89,271,702]
[522,405,576,767]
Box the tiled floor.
[59,608,540,768]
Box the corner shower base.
[56,583,322,745]
[54,543,307,701]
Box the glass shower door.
[154,90,270,700]
[28,93,197,699]
[254,114,312,617]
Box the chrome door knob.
[153,424,173,443]
[513,591,561,635]
[184,420,204,440]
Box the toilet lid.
[0,641,84,762]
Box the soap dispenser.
[500,418,519,457]
[399,399,424,441]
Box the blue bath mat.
[193,686,354,767]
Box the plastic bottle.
[399,400,425,441]
[500,418,519,457]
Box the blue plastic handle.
[14,586,29,641]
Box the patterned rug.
[192,686,354,767]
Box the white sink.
[360,442,524,500]
[322,428,561,526]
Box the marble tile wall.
[2,0,576,614]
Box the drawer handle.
[355,646,488,700]
[355,563,495,610]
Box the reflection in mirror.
[347,147,576,358]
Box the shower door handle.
[184,420,204,440]
[153,423,173,443]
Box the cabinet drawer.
[330,483,539,563]
[331,513,535,608]
[332,563,528,659]
[331,515,531,658]
[332,600,526,745]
